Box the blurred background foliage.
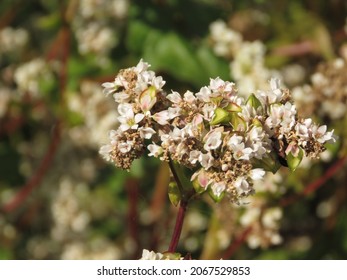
[0,0,347,259]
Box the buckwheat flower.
[202,103,217,121]
[118,141,133,153]
[191,169,210,189]
[196,86,212,102]
[139,127,156,139]
[102,82,118,96]
[203,128,223,151]
[295,119,312,139]
[183,90,196,103]
[232,142,253,161]
[234,177,251,194]
[148,144,163,157]
[249,169,265,180]
[140,249,163,260]
[118,106,144,131]
[152,110,170,125]
[151,76,166,90]
[269,77,283,99]
[99,144,113,161]
[135,59,150,74]
[153,108,181,125]
[227,134,243,148]
[199,152,215,170]
[209,77,236,99]
[189,150,201,164]
[167,91,182,104]
[311,125,335,144]
[211,182,226,198]
[285,141,300,157]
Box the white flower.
[148,144,163,157]
[227,134,243,147]
[199,152,214,170]
[312,125,335,144]
[99,144,113,161]
[135,59,150,74]
[102,82,118,96]
[295,118,312,139]
[183,90,196,103]
[189,150,201,164]
[118,141,133,153]
[227,135,252,160]
[203,128,223,151]
[196,86,211,102]
[262,208,282,229]
[269,77,283,99]
[140,249,163,260]
[211,181,226,197]
[191,169,210,189]
[118,104,144,131]
[139,127,156,139]
[152,108,180,125]
[113,91,130,103]
[151,76,165,90]
[235,177,250,194]
[167,91,182,104]
[249,168,265,180]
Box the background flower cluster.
[1,0,347,260]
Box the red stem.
[168,200,187,253]
[221,226,253,260]
[280,156,347,207]
[2,122,61,213]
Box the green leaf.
[286,148,304,171]
[168,182,181,207]
[143,32,205,86]
[126,20,152,54]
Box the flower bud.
[230,112,246,131]
[246,94,262,110]
[210,107,231,125]
[286,147,304,171]
[168,182,181,206]
[139,86,157,112]
[252,151,281,173]
[225,102,242,112]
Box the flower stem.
[167,160,192,253]
[168,200,188,253]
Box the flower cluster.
[209,20,280,97]
[292,51,347,120]
[100,60,335,204]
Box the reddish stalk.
[167,160,190,253]
[2,122,61,213]
[2,7,72,213]
[168,200,188,253]
[221,226,253,260]
[280,156,347,207]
